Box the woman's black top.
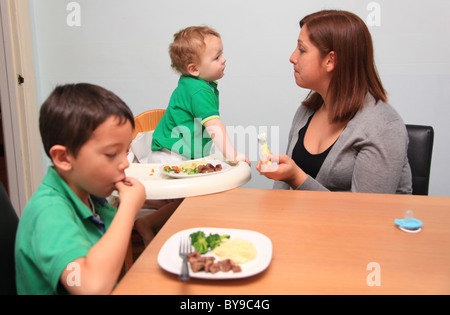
[291,114,335,179]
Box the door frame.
[0,0,43,215]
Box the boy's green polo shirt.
[14,166,117,295]
[151,75,220,159]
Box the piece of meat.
[204,260,214,273]
[187,251,201,264]
[220,259,233,272]
[199,163,221,174]
[209,263,221,274]
[198,164,212,173]
[187,251,242,274]
[191,261,205,272]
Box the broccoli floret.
[206,233,222,250]
[189,231,230,254]
[190,231,205,243]
[190,231,209,254]
[207,233,231,250]
[193,238,208,254]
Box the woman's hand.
[256,154,308,189]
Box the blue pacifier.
[395,210,422,233]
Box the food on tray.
[199,163,222,173]
[163,165,181,173]
[211,238,257,264]
[180,161,208,169]
[187,251,242,274]
[163,161,223,175]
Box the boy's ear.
[49,145,73,171]
[187,63,200,77]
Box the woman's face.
[289,25,332,96]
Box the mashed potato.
[211,238,257,264]
[180,161,208,169]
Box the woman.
[257,10,412,194]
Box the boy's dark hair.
[39,83,135,159]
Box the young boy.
[14,83,146,295]
[151,26,249,164]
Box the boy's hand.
[114,177,146,215]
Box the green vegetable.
[189,231,230,254]
[194,237,208,254]
[182,167,198,175]
[189,231,207,254]
[206,234,221,250]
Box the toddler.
[151,26,249,164]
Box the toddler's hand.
[235,152,251,166]
[115,177,146,216]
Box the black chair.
[405,125,434,196]
[0,181,18,295]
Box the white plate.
[160,160,231,178]
[157,227,272,279]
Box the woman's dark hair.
[300,10,387,122]
[39,83,135,158]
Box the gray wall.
[29,0,450,196]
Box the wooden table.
[113,188,450,295]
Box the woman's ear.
[49,145,73,172]
[187,63,200,77]
[325,51,336,73]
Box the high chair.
[132,109,166,140]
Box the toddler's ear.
[187,63,200,77]
[49,145,73,171]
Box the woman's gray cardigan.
[273,94,412,194]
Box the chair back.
[406,124,434,195]
[132,109,166,139]
[0,181,19,295]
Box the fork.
[179,237,191,281]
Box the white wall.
[29,0,450,196]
